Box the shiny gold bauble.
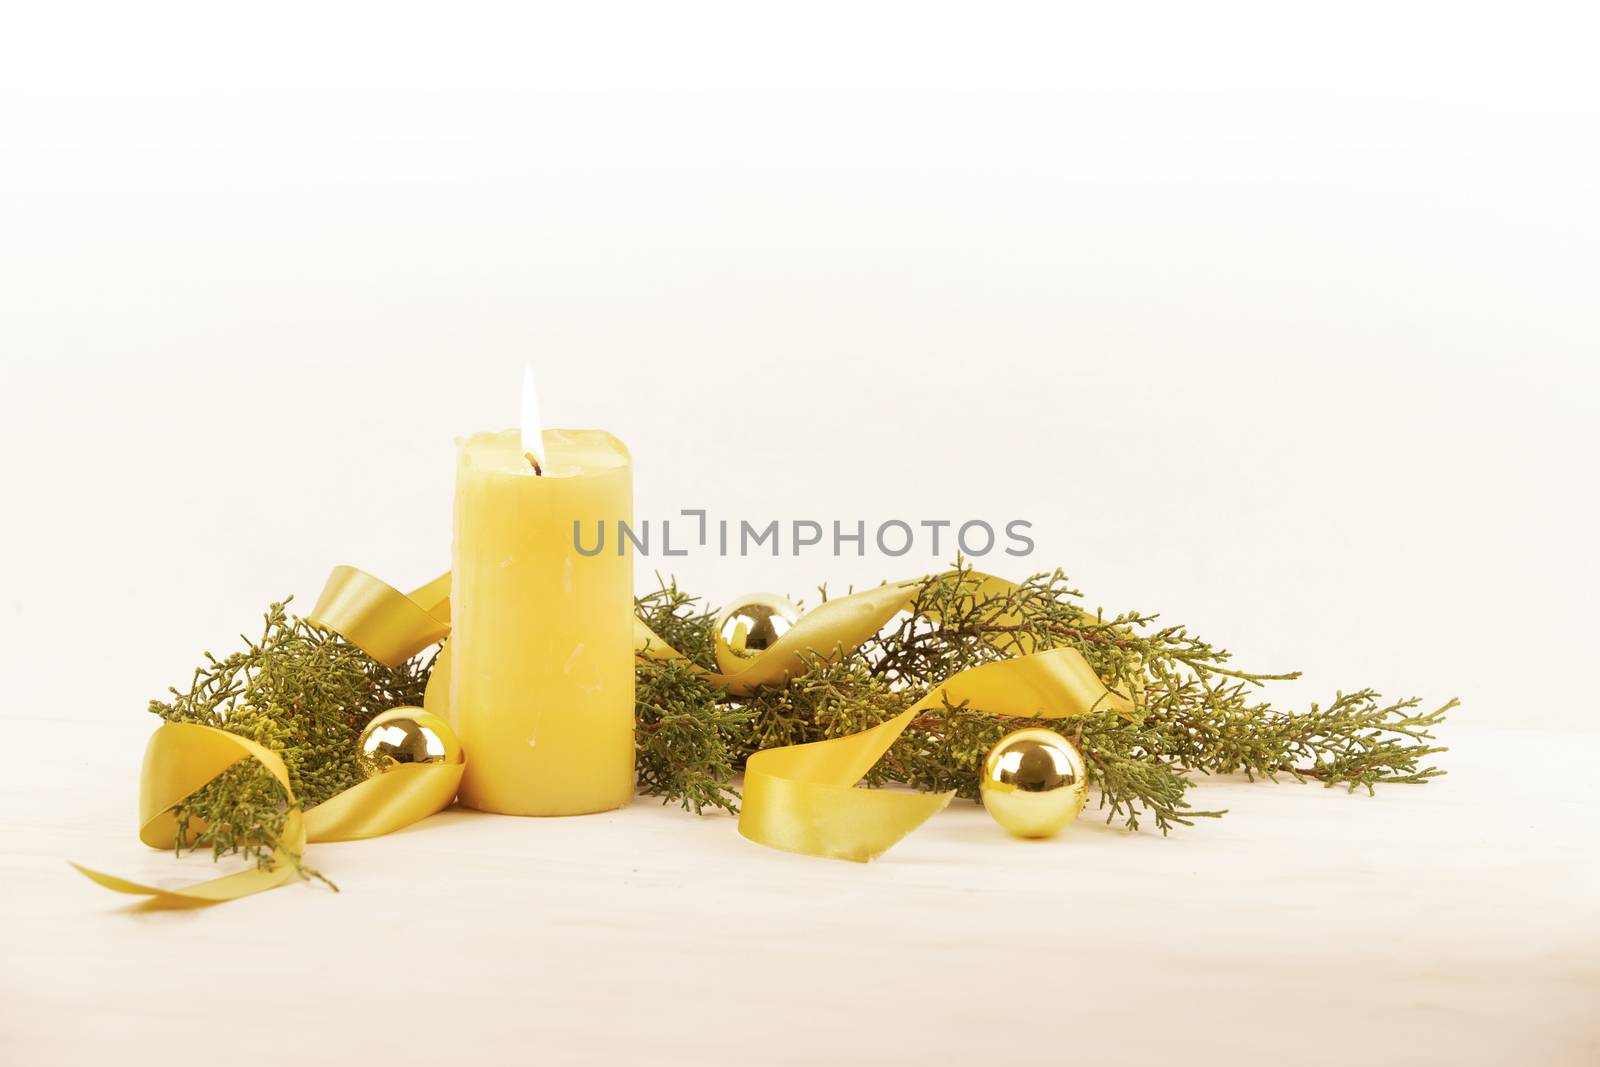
[980,727,1088,838]
[357,708,464,778]
[713,592,801,674]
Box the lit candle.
[450,369,635,815]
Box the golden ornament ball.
[980,727,1088,838]
[713,592,801,674]
[357,708,464,778]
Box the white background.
[3,7,1599,1066]
[2,0,1597,741]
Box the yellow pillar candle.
[451,422,635,816]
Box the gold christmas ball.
[980,727,1088,838]
[357,708,463,778]
[713,592,800,674]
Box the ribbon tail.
[69,855,298,909]
[72,807,306,908]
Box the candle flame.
[521,366,545,471]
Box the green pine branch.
[632,560,1452,832]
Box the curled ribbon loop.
[308,566,451,667]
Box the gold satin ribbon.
[77,565,1133,904]
[310,566,451,667]
[633,574,1134,860]
[73,567,464,907]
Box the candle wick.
[524,452,543,476]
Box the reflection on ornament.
[980,727,1088,838]
[357,708,463,779]
[713,592,801,674]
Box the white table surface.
[4,717,1596,1066]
